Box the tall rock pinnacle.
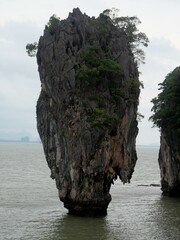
[36,8,140,216]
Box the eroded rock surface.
[159,130,180,197]
[36,8,140,215]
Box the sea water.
[0,143,180,240]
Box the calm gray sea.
[0,143,180,240]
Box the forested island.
[150,66,180,197]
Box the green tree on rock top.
[150,66,180,133]
[100,8,149,65]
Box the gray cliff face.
[159,130,180,197]
[36,8,140,215]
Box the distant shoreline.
[0,139,41,144]
[137,144,160,148]
[0,140,158,147]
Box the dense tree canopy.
[150,66,180,132]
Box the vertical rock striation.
[159,130,180,197]
[36,8,140,215]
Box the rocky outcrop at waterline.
[159,131,180,197]
[36,8,140,216]
[150,66,180,197]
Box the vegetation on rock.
[26,42,38,57]
[46,14,60,34]
[150,66,180,132]
[89,107,117,128]
[26,8,148,65]
[25,15,60,57]
[100,8,149,65]
[76,44,123,101]
[150,66,180,198]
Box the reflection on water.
[0,144,180,240]
[49,215,109,240]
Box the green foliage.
[99,58,122,77]
[110,87,122,103]
[46,14,60,34]
[150,66,180,132]
[101,8,149,65]
[26,14,60,57]
[76,44,123,101]
[26,42,38,57]
[89,108,116,127]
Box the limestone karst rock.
[159,129,180,197]
[150,66,180,197]
[36,8,140,216]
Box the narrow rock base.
[62,195,111,217]
[66,205,108,217]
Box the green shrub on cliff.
[46,14,60,34]
[26,42,38,57]
[25,15,60,56]
[76,44,123,101]
[150,66,180,132]
[100,8,149,65]
[89,107,117,127]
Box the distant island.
[21,136,30,142]
[0,137,41,143]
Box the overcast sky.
[0,0,180,144]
